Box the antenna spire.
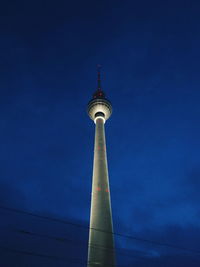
[92,64,105,99]
[97,64,102,91]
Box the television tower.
[87,67,116,267]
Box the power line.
[0,244,142,267]
[0,245,60,261]
[1,242,199,267]
[0,244,93,266]
[15,228,149,261]
[1,204,200,255]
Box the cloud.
[116,224,200,267]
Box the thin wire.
[1,205,200,255]
[0,245,60,260]
[15,228,149,260]
[1,243,200,267]
[0,244,141,267]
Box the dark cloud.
[115,224,200,267]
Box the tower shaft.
[88,117,115,267]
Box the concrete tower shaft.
[87,71,116,267]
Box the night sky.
[0,0,200,266]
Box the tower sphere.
[87,90,112,123]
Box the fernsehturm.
[87,68,116,267]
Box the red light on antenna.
[96,187,101,191]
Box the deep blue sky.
[0,0,200,266]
